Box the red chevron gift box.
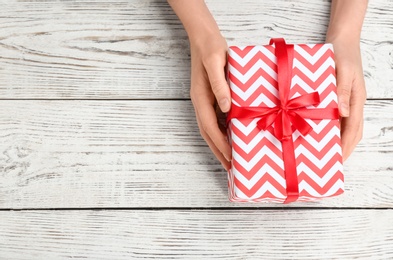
[226,38,344,203]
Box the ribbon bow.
[227,38,339,203]
[228,91,323,141]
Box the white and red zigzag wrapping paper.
[227,42,344,203]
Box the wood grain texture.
[1,1,392,258]
[0,0,191,99]
[0,0,392,99]
[0,209,392,259]
[1,100,392,208]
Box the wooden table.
[1,0,392,259]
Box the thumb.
[336,68,352,117]
[205,58,231,113]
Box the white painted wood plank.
[0,100,392,208]
[0,0,391,99]
[0,210,392,259]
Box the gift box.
[226,38,344,203]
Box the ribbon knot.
[254,91,322,142]
[226,38,339,203]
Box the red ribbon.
[227,38,339,203]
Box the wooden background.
[0,0,392,259]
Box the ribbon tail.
[256,111,278,130]
[289,112,313,136]
[273,111,283,140]
[282,137,299,204]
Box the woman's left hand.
[327,36,367,161]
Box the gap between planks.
[0,98,392,101]
[0,207,393,212]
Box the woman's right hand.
[189,33,232,171]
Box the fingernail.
[340,102,349,117]
[224,153,231,162]
[219,98,230,112]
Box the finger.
[216,102,229,138]
[336,65,352,117]
[194,95,232,162]
[340,98,364,161]
[195,112,231,171]
[204,55,231,113]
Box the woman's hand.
[326,0,368,161]
[327,37,367,161]
[190,33,232,171]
